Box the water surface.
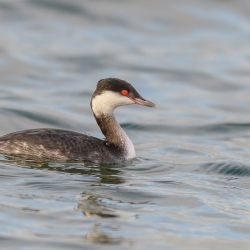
[0,0,250,249]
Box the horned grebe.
[0,78,156,164]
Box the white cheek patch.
[92,90,134,116]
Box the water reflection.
[1,0,250,248]
[77,195,117,218]
[85,232,121,245]
[202,161,250,176]
[1,155,125,184]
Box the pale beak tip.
[147,101,157,108]
[133,98,157,108]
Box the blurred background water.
[0,0,250,249]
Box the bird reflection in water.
[1,155,125,184]
[1,155,125,244]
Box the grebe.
[0,78,156,164]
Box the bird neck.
[94,113,136,159]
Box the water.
[0,0,250,249]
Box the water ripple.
[0,0,250,249]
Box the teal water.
[0,0,250,249]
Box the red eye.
[121,90,128,96]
